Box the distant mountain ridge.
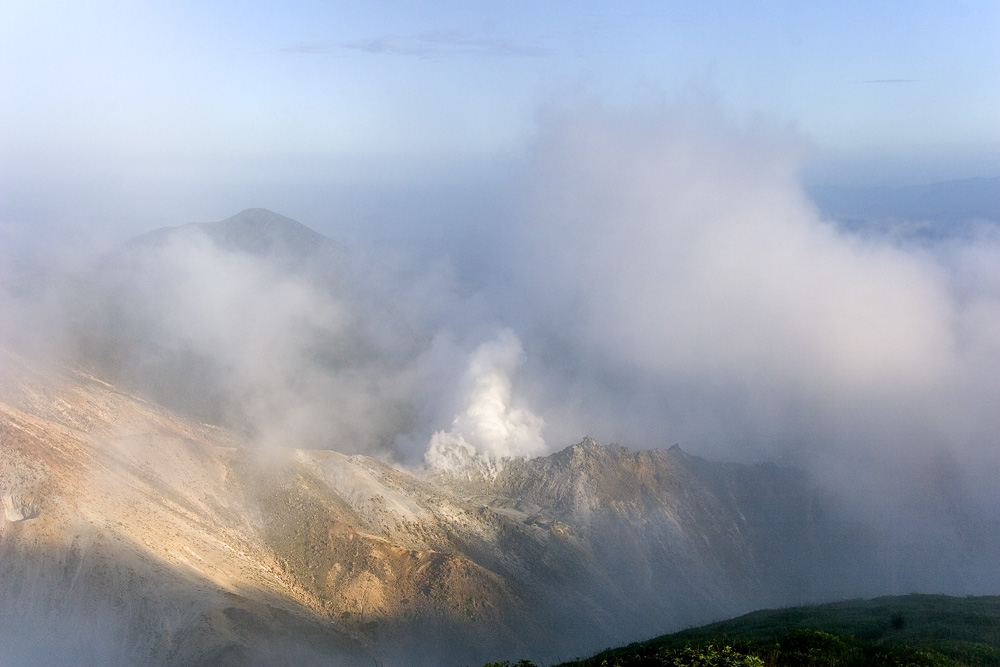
[807,176,1000,236]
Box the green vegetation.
[484,595,1000,667]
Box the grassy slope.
[548,595,1000,667]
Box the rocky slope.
[0,209,894,665]
[0,345,885,666]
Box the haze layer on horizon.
[2,1,999,251]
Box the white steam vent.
[425,329,545,473]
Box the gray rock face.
[1,493,35,522]
[2,494,23,522]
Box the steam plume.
[425,329,545,471]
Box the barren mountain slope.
[0,347,371,665]
[0,347,578,664]
[0,345,884,665]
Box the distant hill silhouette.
[127,208,346,268]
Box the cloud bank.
[499,103,999,566]
[512,103,961,451]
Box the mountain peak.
[192,208,344,258]
[214,207,316,235]
[125,208,346,267]
[563,436,629,460]
[228,207,295,220]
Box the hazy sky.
[2,1,998,245]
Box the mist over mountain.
[3,0,998,662]
[2,103,1000,665]
[62,208,438,456]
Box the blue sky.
[1,1,998,240]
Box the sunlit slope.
[0,346,888,665]
[0,346,549,664]
[0,347,366,665]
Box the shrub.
[663,644,764,667]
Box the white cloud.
[503,101,1000,518]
